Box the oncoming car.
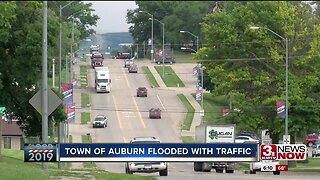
[125,137,168,176]
[92,115,108,128]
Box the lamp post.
[153,18,165,77]
[52,58,55,88]
[250,26,289,136]
[180,47,204,124]
[139,11,154,62]
[180,30,199,52]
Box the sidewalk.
[147,64,202,137]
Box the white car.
[312,144,320,157]
[235,136,259,144]
[125,137,168,176]
[92,115,108,128]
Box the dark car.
[304,133,319,147]
[155,56,176,65]
[137,87,147,97]
[149,108,161,119]
[128,64,138,73]
[92,115,108,128]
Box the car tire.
[159,168,168,176]
[308,142,314,147]
[215,169,223,173]
[273,171,280,175]
[250,170,256,174]
[226,170,234,173]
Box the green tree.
[0,2,66,137]
[196,1,320,140]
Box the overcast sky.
[89,1,138,34]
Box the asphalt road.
[81,51,319,179]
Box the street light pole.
[250,26,289,136]
[154,18,165,77]
[52,58,55,88]
[139,11,154,62]
[180,30,199,52]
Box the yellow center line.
[112,95,122,129]
[131,96,146,129]
[123,67,131,88]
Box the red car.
[304,133,319,147]
[149,108,161,119]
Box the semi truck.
[91,52,104,69]
[194,124,236,173]
[94,67,111,93]
[90,45,100,54]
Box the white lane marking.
[157,94,167,112]
[124,115,136,118]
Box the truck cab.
[95,67,111,93]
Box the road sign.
[29,89,62,116]
[283,135,290,144]
[196,82,201,89]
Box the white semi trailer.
[94,67,111,93]
[194,124,236,173]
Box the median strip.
[81,112,91,125]
[142,66,160,87]
[81,134,96,168]
[154,66,185,87]
[177,94,195,131]
[81,93,90,108]
[80,65,88,88]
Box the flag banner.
[196,89,202,101]
[193,66,198,76]
[72,79,77,88]
[67,104,75,123]
[62,83,73,106]
[148,38,152,45]
[276,101,285,119]
[222,108,230,116]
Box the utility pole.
[42,0,48,170]
[52,58,55,88]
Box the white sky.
[88,1,138,34]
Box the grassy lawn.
[174,51,196,64]
[192,93,228,124]
[181,136,194,143]
[81,112,91,124]
[81,93,90,107]
[142,66,160,87]
[154,66,185,87]
[1,149,155,179]
[81,134,96,168]
[177,94,195,131]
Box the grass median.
[181,136,194,143]
[142,66,159,87]
[81,112,91,125]
[82,134,96,168]
[80,65,88,87]
[81,93,90,108]
[177,94,195,131]
[154,66,185,87]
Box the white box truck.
[95,67,111,93]
[194,124,236,173]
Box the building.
[0,118,24,150]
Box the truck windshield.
[97,79,108,83]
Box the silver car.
[92,115,108,128]
[312,144,320,157]
[125,137,168,176]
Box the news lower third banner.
[58,143,259,162]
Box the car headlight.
[129,163,135,166]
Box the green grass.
[69,135,73,143]
[92,170,156,180]
[81,134,96,168]
[80,65,88,87]
[174,51,197,63]
[142,66,160,87]
[181,136,194,143]
[81,112,91,124]
[81,93,90,107]
[192,93,228,124]
[154,66,185,87]
[177,94,195,130]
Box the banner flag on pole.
[276,101,285,119]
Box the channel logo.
[260,144,307,161]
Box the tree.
[0,2,66,137]
[196,1,320,140]
[48,1,100,40]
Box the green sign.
[0,107,5,113]
[208,129,218,140]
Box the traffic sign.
[29,89,62,116]
[283,135,290,144]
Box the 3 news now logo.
[260,144,307,160]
